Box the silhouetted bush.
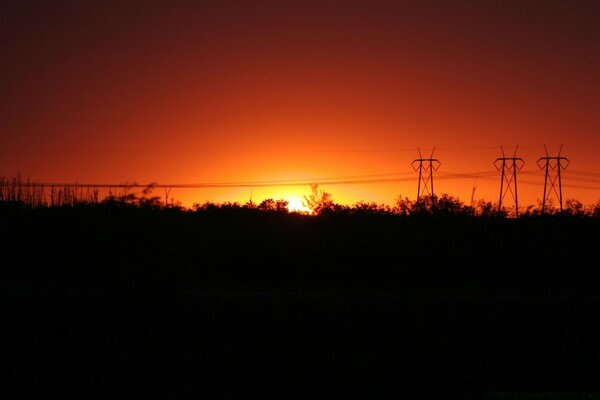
[303,184,335,214]
[591,201,600,218]
[350,201,392,216]
[474,200,507,217]
[561,199,585,217]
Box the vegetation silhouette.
[3,174,600,216]
[2,175,600,396]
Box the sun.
[286,197,311,214]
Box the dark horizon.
[2,192,600,397]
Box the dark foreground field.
[2,204,600,398]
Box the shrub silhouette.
[258,198,289,212]
[350,201,391,216]
[562,199,585,217]
[474,200,507,217]
[303,184,335,215]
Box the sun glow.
[286,197,311,214]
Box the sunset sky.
[1,1,599,207]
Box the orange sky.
[1,1,599,207]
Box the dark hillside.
[2,204,599,294]
[2,204,600,397]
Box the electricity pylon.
[494,145,524,216]
[537,144,570,213]
[412,147,441,200]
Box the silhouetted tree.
[243,200,257,210]
[351,201,391,215]
[303,184,335,215]
[475,200,507,217]
[431,194,473,216]
[258,198,289,212]
[258,198,276,211]
[393,196,413,216]
[521,198,557,216]
[191,201,219,212]
[591,201,600,219]
[562,199,585,217]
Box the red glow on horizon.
[1,1,599,207]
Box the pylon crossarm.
[516,159,525,170]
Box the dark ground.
[1,204,600,398]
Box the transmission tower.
[411,147,441,200]
[537,144,570,213]
[494,145,524,216]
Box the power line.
[6,170,600,191]
[4,145,501,154]
[564,170,600,178]
[3,152,600,195]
